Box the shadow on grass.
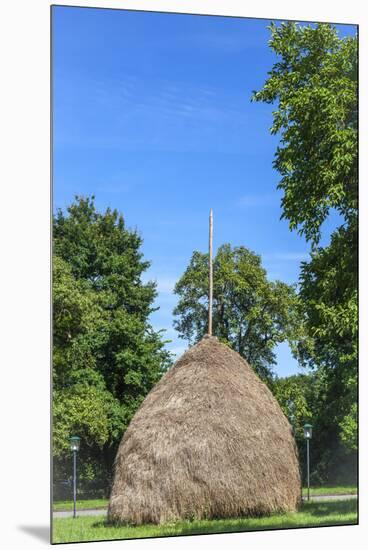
[303,499,357,518]
[91,500,357,539]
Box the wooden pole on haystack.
[208,209,213,336]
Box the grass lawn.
[52,486,357,512]
[53,499,108,511]
[52,499,357,544]
[302,486,357,497]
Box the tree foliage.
[253,21,357,245]
[173,244,301,384]
[274,371,356,484]
[253,22,358,467]
[53,197,172,493]
[273,375,312,439]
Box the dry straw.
[108,336,301,525]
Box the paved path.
[54,509,108,518]
[53,494,357,518]
[302,494,357,502]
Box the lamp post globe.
[303,424,313,440]
[69,436,81,518]
[70,436,81,452]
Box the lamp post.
[303,424,313,501]
[69,436,81,518]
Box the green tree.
[53,197,172,495]
[253,22,357,479]
[173,244,301,384]
[252,22,357,245]
[273,374,312,439]
[298,225,357,454]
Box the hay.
[108,336,301,525]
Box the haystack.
[108,335,301,525]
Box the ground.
[301,486,357,497]
[52,498,357,544]
[52,486,357,511]
[53,498,107,511]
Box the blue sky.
[52,6,357,377]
